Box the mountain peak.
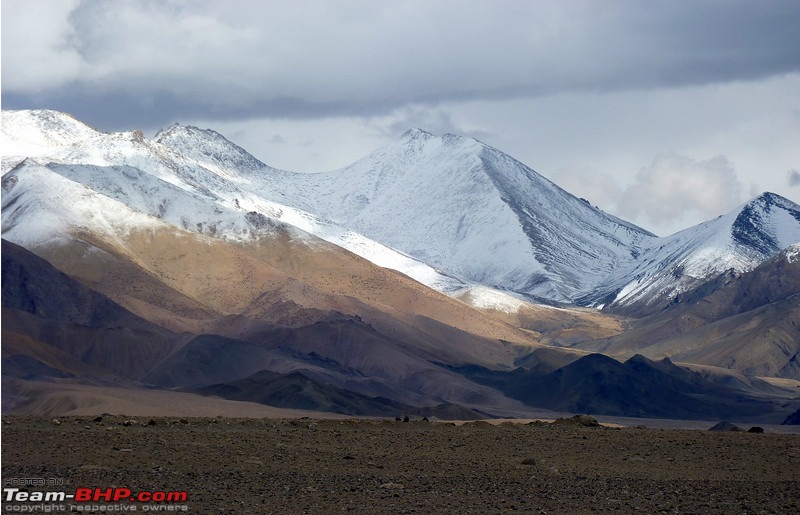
[155,123,269,175]
[400,128,434,140]
[2,109,101,154]
[746,191,798,211]
[732,192,800,255]
[155,123,229,146]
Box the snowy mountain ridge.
[3,109,799,313]
[592,192,800,312]
[171,125,658,302]
[1,110,465,293]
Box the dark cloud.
[2,90,385,134]
[3,0,800,128]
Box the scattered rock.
[51,418,61,426]
[3,415,798,513]
[93,416,103,423]
[465,420,492,427]
[526,420,549,427]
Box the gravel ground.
[2,416,799,514]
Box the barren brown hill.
[461,297,627,347]
[4,183,562,415]
[36,222,541,356]
[573,247,800,379]
[1,240,184,382]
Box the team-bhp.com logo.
[4,486,189,511]
[74,488,187,503]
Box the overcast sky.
[3,0,799,236]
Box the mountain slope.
[7,110,799,311]
[575,244,800,378]
[222,129,655,303]
[156,123,800,310]
[457,353,797,423]
[597,193,800,314]
[1,155,549,415]
[1,109,100,161]
[2,110,465,293]
[1,239,182,383]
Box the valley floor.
[2,416,799,513]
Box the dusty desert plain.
[2,412,800,514]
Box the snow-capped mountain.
[4,109,800,418]
[158,127,657,303]
[1,109,99,160]
[3,109,799,312]
[1,110,464,293]
[596,192,800,314]
[155,124,800,311]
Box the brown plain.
[3,416,799,514]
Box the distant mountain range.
[2,109,799,423]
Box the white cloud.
[788,169,800,187]
[616,153,745,235]
[549,167,623,211]
[1,0,84,92]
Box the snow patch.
[786,243,800,263]
[458,286,530,313]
